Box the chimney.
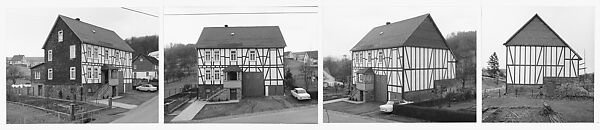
[75,18,80,21]
[224,25,229,27]
[385,22,391,25]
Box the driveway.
[193,96,316,120]
[111,96,158,123]
[324,101,424,122]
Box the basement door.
[242,72,265,97]
[374,75,388,103]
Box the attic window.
[58,30,64,42]
[379,32,384,35]
[92,30,96,33]
[230,32,235,36]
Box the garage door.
[242,72,265,97]
[268,85,284,96]
[374,75,388,103]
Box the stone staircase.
[348,89,361,101]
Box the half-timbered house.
[37,15,134,101]
[504,14,582,87]
[350,14,457,102]
[197,25,286,101]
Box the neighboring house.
[293,51,318,66]
[504,14,582,87]
[133,54,159,80]
[197,25,286,101]
[323,68,342,88]
[350,14,456,102]
[30,63,46,97]
[7,55,44,67]
[36,15,135,101]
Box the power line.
[164,11,318,16]
[121,7,158,18]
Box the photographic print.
[163,6,319,123]
[481,6,595,123]
[4,7,159,124]
[322,4,478,123]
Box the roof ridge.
[59,15,117,33]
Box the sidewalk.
[90,99,138,109]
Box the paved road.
[323,109,396,123]
[111,96,158,123]
[187,105,317,124]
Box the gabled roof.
[504,14,581,59]
[196,26,287,48]
[133,54,159,65]
[43,15,134,52]
[350,14,450,51]
[10,55,25,61]
[30,63,45,69]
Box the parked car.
[291,88,311,100]
[379,100,413,113]
[136,84,157,92]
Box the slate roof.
[197,26,287,48]
[350,14,450,51]
[504,14,581,59]
[133,54,159,65]
[44,15,134,52]
[10,55,25,61]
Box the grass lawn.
[115,89,157,105]
[164,74,197,98]
[193,96,316,120]
[7,102,68,124]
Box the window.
[359,53,363,63]
[367,52,372,62]
[214,50,220,61]
[35,71,40,79]
[94,68,98,79]
[378,51,383,63]
[69,45,76,59]
[58,30,63,42]
[230,50,237,61]
[115,52,120,64]
[94,47,99,60]
[104,50,109,63]
[87,67,92,78]
[205,51,211,61]
[48,68,53,80]
[205,70,211,80]
[70,67,76,80]
[134,65,137,69]
[140,58,143,62]
[214,70,220,80]
[47,50,53,61]
[358,74,363,82]
[249,50,257,61]
[86,46,92,58]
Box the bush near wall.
[392,104,475,122]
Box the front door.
[230,89,237,100]
[111,86,117,97]
[37,85,43,96]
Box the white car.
[379,100,413,113]
[136,84,157,92]
[291,88,311,100]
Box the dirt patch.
[324,101,424,122]
[7,103,68,124]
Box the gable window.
[214,70,220,80]
[58,30,63,42]
[70,67,76,80]
[47,50,53,61]
[48,68,53,80]
[249,50,257,61]
[378,51,383,63]
[230,50,237,61]
[205,51,211,61]
[214,50,220,61]
[69,45,76,59]
[205,70,211,80]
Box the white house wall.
[352,46,456,95]
[506,46,580,85]
[197,48,285,87]
[81,43,133,84]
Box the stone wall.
[542,77,588,98]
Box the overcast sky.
[481,6,595,73]
[2,7,159,57]
[163,6,320,52]
[321,5,479,58]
